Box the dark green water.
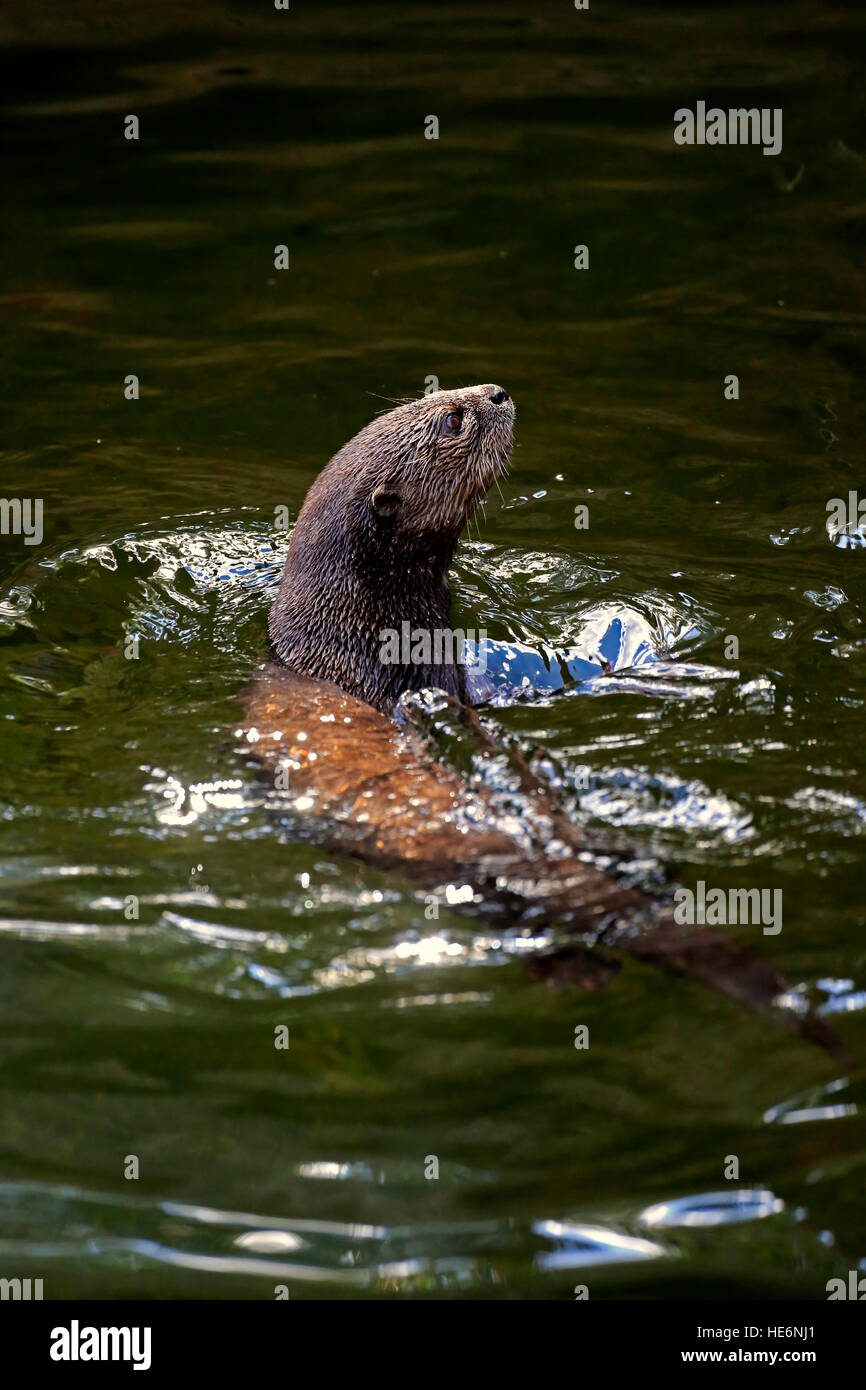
[1,1,865,1299]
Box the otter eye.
[443,409,463,434]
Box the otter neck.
[271,526,466,715]
[334,532,464,712]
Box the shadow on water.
[0,1,865,1296]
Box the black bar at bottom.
[1,1298,861,1375]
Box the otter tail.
[530,909,851,1067]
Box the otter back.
[240,662,849,1064]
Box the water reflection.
[640,1190,784,1229]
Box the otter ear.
[371,485,401,518]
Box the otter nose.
[489,387,509,405]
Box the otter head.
[269,384,515,713]
[359,384,515,551]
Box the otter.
[269,385,514,713]
[243,386,848,1062]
